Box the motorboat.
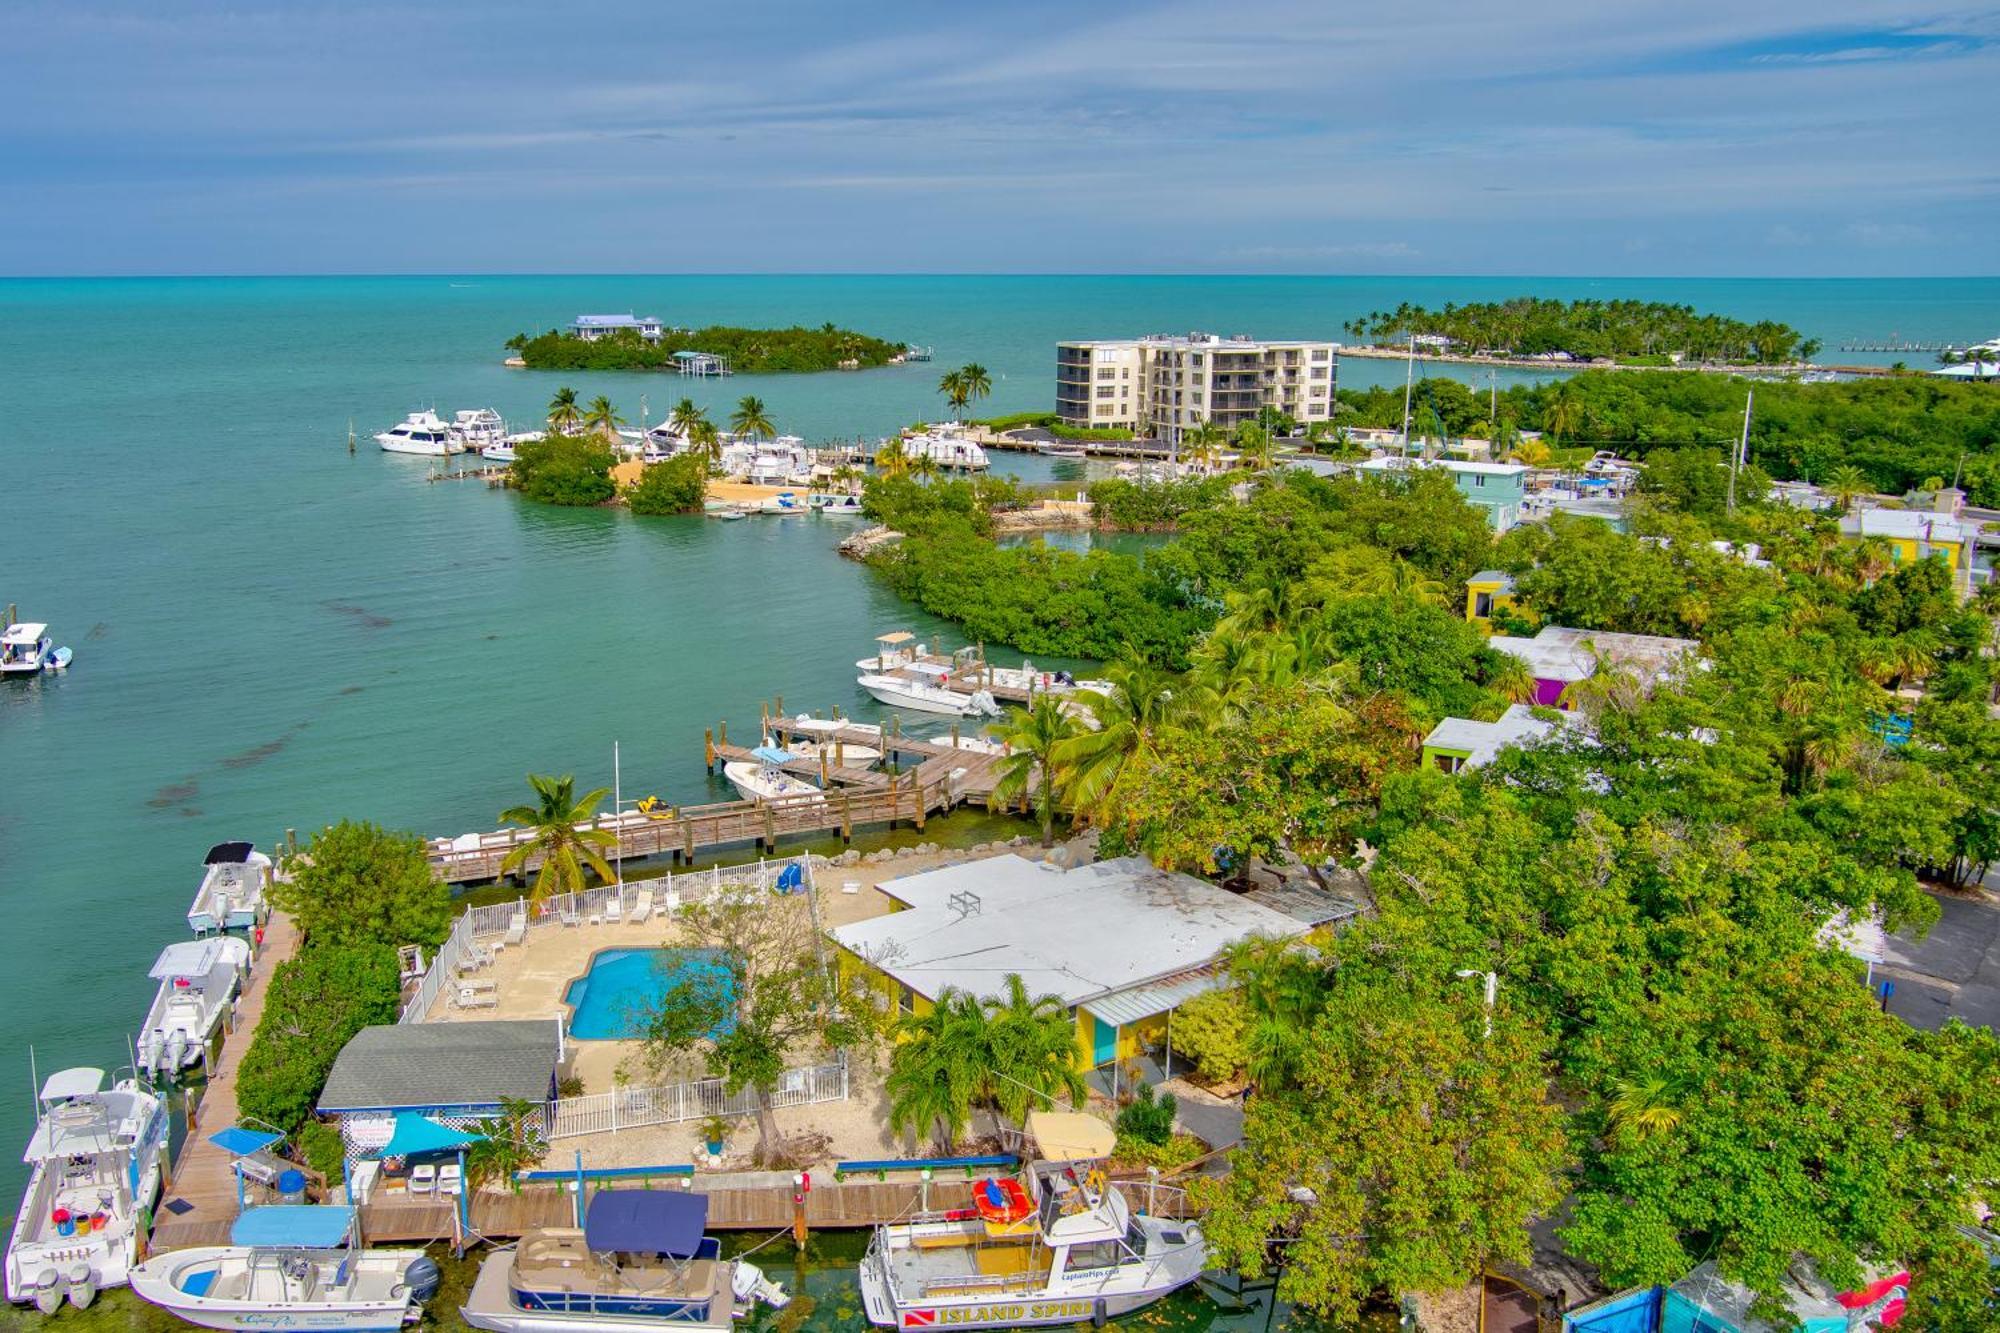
[136,937,252,1078]
[1037,441,1089,459]
[755,491,810,516]
[375,410,462,456]
[450,409,508,453]
[641,422,691,459]
[762,732,883,770]
[460,1189,786,1333]
[1,622,70,677]
[858,669,1000,718]
[4,1068,168,1313]
[129,1205,439,1332]
[189,841,273,935]
[723,748,826,803]
[895,423,990,471]
[809,492,866,516]
[858,1112,1204,1330]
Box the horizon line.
[3,270,1998,283]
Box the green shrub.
[297,1120,347,1181]
[273,819,450,950]
[236,944,401,1133]
[511,433,616,506]
[1087,477,1234,531]
[1113,1130,1209,1171]
[1114,1082,1177,1146]
[626,453,710,516]
[1168,990,1250,1085]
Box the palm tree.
[465,1097,549,1193]
[689,418,723,466]
[1183,421,1225,472]
[1825,464,1872,515]
[987,695,1086,847]
[1222,936,1329,1092]
[668,397,707,439]
[960,363,993,415]
[1234,422,1274,471]
[831,463,863,495]
[981,974,1087,1125]
[1542,383,1582,446]
[1505,436,1551,467]
[875,437,910,478]
[1607,1074,1686,1146]
[498,773,617,903]
[908,452,939,485]
[547,386,581,432]
[885,989,988,1153]
[937,368,969,420]
[1055,655,1211,823]
[729,395,774,442]
[583,395,623,440]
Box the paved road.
[1880,889,2000,1033]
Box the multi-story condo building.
[1055,332,1338,444]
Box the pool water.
[562,947,734,1041]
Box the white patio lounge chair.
[502,911,527,946]
[629,887,653,923]
[559,905,581,928]
[603,895,622,924]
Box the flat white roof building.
[1055,331,1337,444]
[1422,704,1576,772]
[1838,508,1969,547]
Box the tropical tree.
[875,437,909,478]
[1606,1074,1687,1147]
[547,386,581,431]
[271,820,451,949]
[497,773,617,903]
[1234,422,1274,471]
[583,395,623,440]
[1542,383,1582,445]
[729,395,774,442]
[465,1097,549,1193]
[981,973,1088,1124]
[907,451,939,484]
[689,418,723,466]
[937,368,969,420]
[1182,421,1226,471]
[1505,435,1551,467]
[1055,655,1211,821]
[960,363,993,413]
[884,989,988,1153]
[987,694,1087,846]
[667,397,707,439]
[1825,464,1872,515]
[830,463,863,494]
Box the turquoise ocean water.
[1,274,1994,1233]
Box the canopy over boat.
[208,1125,284,1157]
[230,1205,356,1249]
[584,1190,709,1258]
[750,745,794,765]
[377,1112,482,1159]
[1027,1110,1116,1163]
[875,631,915,646]
[40,1067,105,1101]
[204,841,257,865]
[1,623,48,645]
[150,938,235,979]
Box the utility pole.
[1400,332,1416,458]
[612,740,623,888]
[1727,389,1752,515]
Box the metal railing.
[545,1056,848,1140]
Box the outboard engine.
[31,1268,65,1316]
[63,1261,96,1309]
[401,1255,442,1303]
[732,1260,789,1310]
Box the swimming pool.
[562,948,734,1041]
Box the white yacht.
[859,1113,1205,1330]
[858,669,1001,717]
[449,409,508,454]
[895,423,990,471]
[128,1204,439,1332]
[460,1190,785,1333]
[722,748,826,804]
[188,841,273,935]
[375,410,462,456]
[0,622,70,677]
[5,1068,168,1313]
[136,937,252,1079]
[482,431,544,464]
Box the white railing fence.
[545,1056,848,1140]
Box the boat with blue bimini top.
[460,1190,788,1333]
[4,1067,168,1313]
[188,841,274,935]
[128,1204,439,1331]
[858,1112,1206,1330]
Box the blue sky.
[2,0,1995,275]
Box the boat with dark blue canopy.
[459,1189,787,1333]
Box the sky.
[2,0,1996,276]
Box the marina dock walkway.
[147,912,301,1253]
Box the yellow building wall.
[1464,580,1518,635]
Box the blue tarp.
[208,1126,283,1157]
[584,1190,709,1257]
[750,745,794,765]
[230,1205,355,1248]
[377,1113,482,1159]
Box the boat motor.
[63,1261,95,1310]
[31,1268,64,1316]
[401,1255,442,1303]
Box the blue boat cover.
[584,1190,709,1257]
[750,745,794,764]
[230,1205,355,1248]
[208,1126,284,1157]
[377,1113,483,1159]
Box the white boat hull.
[722,761,824,804]
[129,1246,430,1331]
[858,675,997,718]
[459,1246,744,1333]
[376,436,458,457]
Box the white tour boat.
[722,748,826,803]
[0,622,70,677]
[374,410,461,456]
[895,423,990,471]
[135,937,252,1078]
[4,1068,168,1313]
[129,1204,439,1332]
[449,409,508,454]
[461,1190,786,1333]
[189,841,273,935]
[859,1112,1205,1330]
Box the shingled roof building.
[318,1019,564,1157]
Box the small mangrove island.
[1344,296,1820,365]
[506,321,908,373]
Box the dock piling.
[705,728,715,770]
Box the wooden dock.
[147,913,303,1254]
